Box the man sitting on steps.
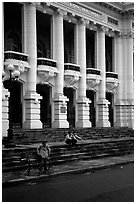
[65,131,82,146]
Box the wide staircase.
[2,127,134,173]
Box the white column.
[114,33,134,128]
[114,35,125,127]
[23,3,42,129]
[126,34,134,100]
[96,27,110,127]
[2,4,9,138]
[74,24,78,64]
[2,87,10,138]
[126,34,134,128]
[76,19,91,128]
[52,10,69,128]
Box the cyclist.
[37,140,51,174]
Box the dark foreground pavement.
[3,163,134,202]
[3,154,134,186]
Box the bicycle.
[20,152,51,176]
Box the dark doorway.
[106,92,114,127]
[3,80,22,128]
[37,84,51,128]
[64,87,75,128]
[86,90,96,127]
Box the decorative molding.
[37,58,58,83]
[106,77,119,93]
[86,68,101,91]
[64,63,82,87]
[79,17,90,25]
[4,51,30,74]
[56,8,67,17]
[116,30,134,39]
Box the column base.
[115,99,134,129]
[76,97,91,128]
[2,87,10,138]
[96,99,110,127]
[52,94,69,129]
[23,92,42,129]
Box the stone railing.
[37,58,57,67]
[106,72,118,79]
[64,63,80,72]
[4,51,28,61]
[86,68,101,75]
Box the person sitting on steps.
[65,131,82,146]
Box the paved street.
[3,163,134,202]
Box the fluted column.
[23,3,42,129]
[96,27,110,127]
[52,10,69,128]
[76,19,91,128]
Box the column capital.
[98,25,109,33]
[116,30,134,39]
[78,17,90,26]
[56,8,67,17]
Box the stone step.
[2,138,134,172]
[3,127,133,145]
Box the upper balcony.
[64,63,81,87]
[4,51,30,74]
[106,72,119,92]
[86,68,101,90]
[37,58,58,83]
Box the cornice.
[94,2,134,15]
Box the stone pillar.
[52,10,69,128]
[114,32,134,128]
[96,27,110,127]
[2,87,9,138]
[75,19,91,128]
[23,3,42,129]
[126,33,134,128]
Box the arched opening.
[86,90,96,127]
[36,84,52,128]
[3,79,22,128]
[64,87,75,128]
[106,92,114,127]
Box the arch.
[64,87,76,127]
[36,83,52,128]
[86,90,96,127]
[3,79,23,128]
